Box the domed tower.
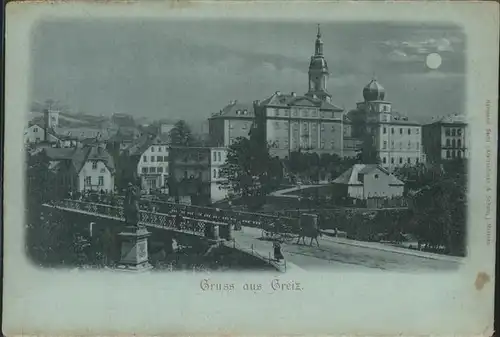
[363,78,385,102]
[306,24,331,102]
[357,77,392,115]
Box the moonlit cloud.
[382,36,457,58]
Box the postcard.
[2,1,498,336]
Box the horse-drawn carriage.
[261,213,321,246]
[295,213,321,246]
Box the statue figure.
[124,182,141,227]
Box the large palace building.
[210,25,357,158]
[209,25,428,166]
[347,78,424,171]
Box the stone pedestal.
[116,226,153,272]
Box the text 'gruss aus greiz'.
[199,279,303,292]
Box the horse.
[295,216,321,246]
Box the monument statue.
[124,182,141,227]
[117,181,152,272]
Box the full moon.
[426,53,442,70]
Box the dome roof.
[309,56,328,70]
[363,78,385,101]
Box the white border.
[3,2,498,335]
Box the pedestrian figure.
[273,240,284,261]
[234,220,242,231]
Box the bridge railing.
[68,196,298,230]
[51,199,230,239]
[55,199,126,219]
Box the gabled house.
[41,145,116,194]
[332,164,404,204]
[24,123,81,148]
[134,133,172,193]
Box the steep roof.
[128,138,154,156]
[210,101,254,119]
[43,147,77,161]
[27,123,62,141]
[260,92,343,111]
[86,146,115,172]
[28,116,46,128]
[55,126,113,140]
[152,132,172,145]
[387,111,421,126]
[346,108,420,126]
[427,114,468,125]
[332,164,404,186]
[42,145,115,174]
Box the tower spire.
[307,24,330,102]
[314,24,323,56]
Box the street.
[232,227,462,272]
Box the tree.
[410,167,467,256]
[27,206,93,267]
[26,151,66,204]
[356,131,379,164]
[170,120,194,147]
[218,130,276,210]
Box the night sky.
[31,20,465,126]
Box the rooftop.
[426,114,468,125]
[210,101,255,119]
[42,145,115,174]
[259,91,343,111]
[332,164,404,186]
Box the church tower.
[306,24,331,102]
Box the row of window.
[274,122,339,132]
[382,141,420,150]
[445,139,463,148]
[382,127,420,135]
[84,176,104,186]
[141,167,165,173]
[272,108,316,117]
[212,151,223,162]
[445,128,463,136]
[270,108,337,119]
[271,139,337,149]
[382,157,420,165]
[150,146,167,152]
[445,150,463,159]
[143,155,168,163]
